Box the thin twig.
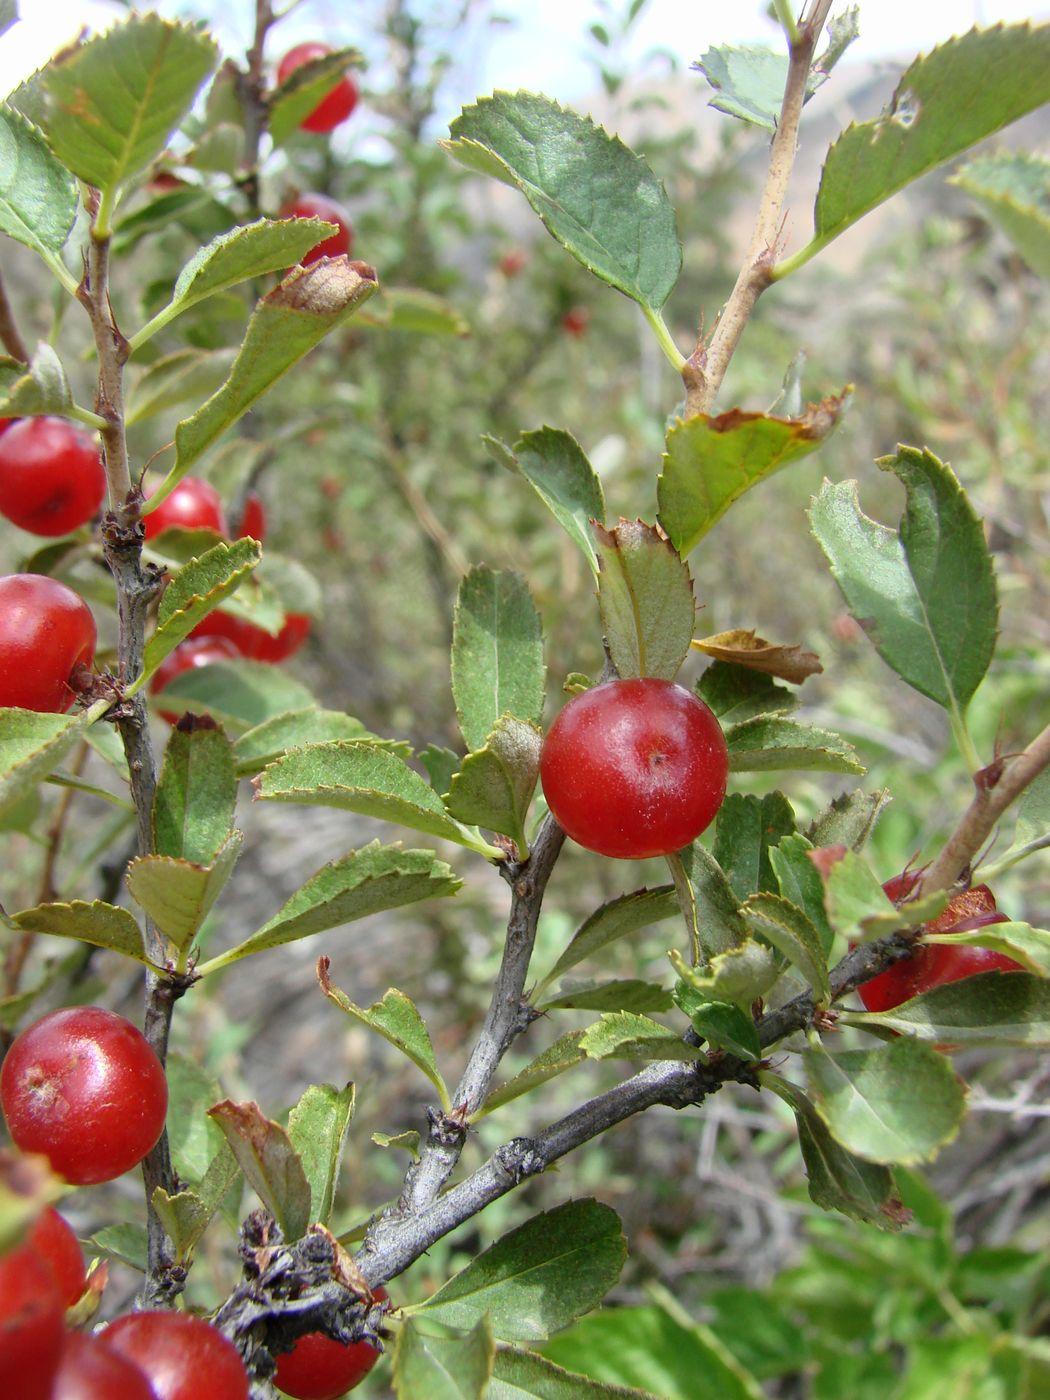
[682,0,834,415]
[0,272,30,363]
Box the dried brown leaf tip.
[692,627,823,684]
[705,389,852,440]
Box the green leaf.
[452,566,545,753]
[0,3,15,41]
[803,1036,966,1165]
[126,348,237,426]
[140,537,263,683]
[697,17,858,129]
[268,45,362,146]
[254,742,500,856]
[491,1346,661,1400]
[842,970,1050,1046]
[658,395,849,555]
[171,259,378,479]
[133,217,344,347]
[806,788,890,852]
[420,743,462,797]
[769,834,835,955]
[824,849,946,944]
[671,985,761,1061]
[360,286,471,336]
[762,1073,902,1229]
[207,1099,311,1242]
[925,922,1050,976]
[809,448,998,710]
[287,1082,355,1228]
[153,723,236,865]
[580,1011,697,1062]
[393,1316,494,1400]
[678,842,750,957]
[488,429,606,577]
[533,887,679,999]
[151,1186,210,1265]
[148,658,315,733]
[444,716,541,853]
[0,344,74,419]
[200,843,461,973]
[594,520,694,681]
[372,1130,420,1159]
[416,1200,626,1342]
[164,1051,228,1185]
[809,25,1050,255]
[712,792,796,902]
[542,1304,764,1400]
[126,831,243,952]
[697,663,798,724]
[725,716,863,774]
[0,104,78,270]
[9,899,147,965]
[479,1031,587,1116]
[742,892,830,1001]
[0,704,104,819]
[1014,767,1050,850]
[445,92,680,310]
[539,980,673,1014]
[89,1223,148,1274]
[319,973,450,1112]
[670,943,780,1012]
[233,709,405,776]
[953,152,1050,279]
[39,14,218,198]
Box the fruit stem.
[665,849,704,968]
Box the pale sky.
[2,1,1048,117]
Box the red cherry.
[274,1290,386,1399]
[52,1329,158,1400]
[237,490,267,542]
[539,678,729,859]
[0,1240,64,1400]
[0,416,19,434]
[858,883,1022,1012]
[0,1007,168,1186]
[561,307,589,338]
[189,610,310,663]
[148,170,185,193]
[104,1310,249,1400]
[0,417,105,537]
[498,248,527,277]
[29,1207,86,1308]
[280,194,354,265]
[150,635,242,724]
[277,43,359,134]
[0,573,96,713]
[144,476,227,539]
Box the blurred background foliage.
[1,1,1049,1394]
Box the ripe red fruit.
[237,490,267,542]
[150,635,242,723]
[0,416,19,433]
[52,1329,158,1400]
[274,1291,386,1400]
[144,476,227,539]
[29,1207,86,1308]
[189,610,311,663]
[498,248,527,277]
[0,1007,168,1185]
[858,882,1023,1013]
[561,306,590,338]
[105,1310,249,1400]
[277,43,359,133]
[0,1240,64,1400]
[540,678,729,859]
[0,573,96,713]
[0,417,105,536]
[280,194,354,265]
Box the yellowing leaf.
[692,629,823,684]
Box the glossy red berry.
[0,415,20,434]
[540,678,729,859]
[105,1310,249,1400]
[277,43,359,133]
[190,610,311,663]
[0,573,96,713]
[0,1007,168,1185]
[52,1329,158,1400]
[280,194,354,265]
[150,635,242,724]
[237,490,267,541]
[498,248,527,277]
[29,1207,86,1307]
[561,306,590,338]
[274,1291,386,1399]
[144,476,227,539]
[858,882,1023,1012]
[0,1239,64,1400]
[0,417,105,536]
